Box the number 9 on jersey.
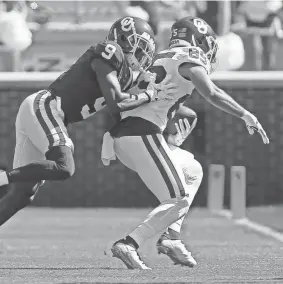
[102,44,117,60]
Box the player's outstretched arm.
[181,63,269,144]
[92,58,151,115]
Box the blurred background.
[1,0,283,72]
[0,1,282,223]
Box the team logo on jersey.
[121,17,134,32]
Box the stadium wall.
[0,72,281,208]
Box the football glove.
[241,111,269,144]
[170,117,197,146]
[145,74,178,102]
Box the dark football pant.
[0,91,75,227]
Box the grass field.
[0,208,282,284]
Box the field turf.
[0,208,282,284]
[247,205,283,232]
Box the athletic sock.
[114,235,139,250]
[157,232,171,244]
[124,235,139,250]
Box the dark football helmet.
[169,16,218,65]
[108,16,156,71]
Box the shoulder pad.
[94,40,124,71]
[173,47,211,74]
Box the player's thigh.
[13,132,45,168]
[114,134,187,202]
[113,136,138,171]
[19,90,74,155]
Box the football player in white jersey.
[101,16,269,269]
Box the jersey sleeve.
[175,47,212,75]
[93,40,124,72]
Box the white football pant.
[13,90,73,168]
[113,133,203,245]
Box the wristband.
[144,91,151,103]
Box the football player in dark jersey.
[0,16,177,227]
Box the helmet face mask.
[108,17,155,72]
[127,32,155,70]
[204,35,219,72]
[203,35,218,64]
[125,53,142,72]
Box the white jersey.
[123,46,211,131]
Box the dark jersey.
[48,40,134,124]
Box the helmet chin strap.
[191,34,197,47]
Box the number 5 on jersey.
[102,44,117,60]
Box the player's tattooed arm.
[92,58,150,115]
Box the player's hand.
[146,74,178,101]
[241,111,269,144]
[142,70,156,83]
[171,118,197,146]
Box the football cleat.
[156,238,197,267]
[111,240,151,270]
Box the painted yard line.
[213,209,283,243]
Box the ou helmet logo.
[193,18,208,34]
[121,17,134,32]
